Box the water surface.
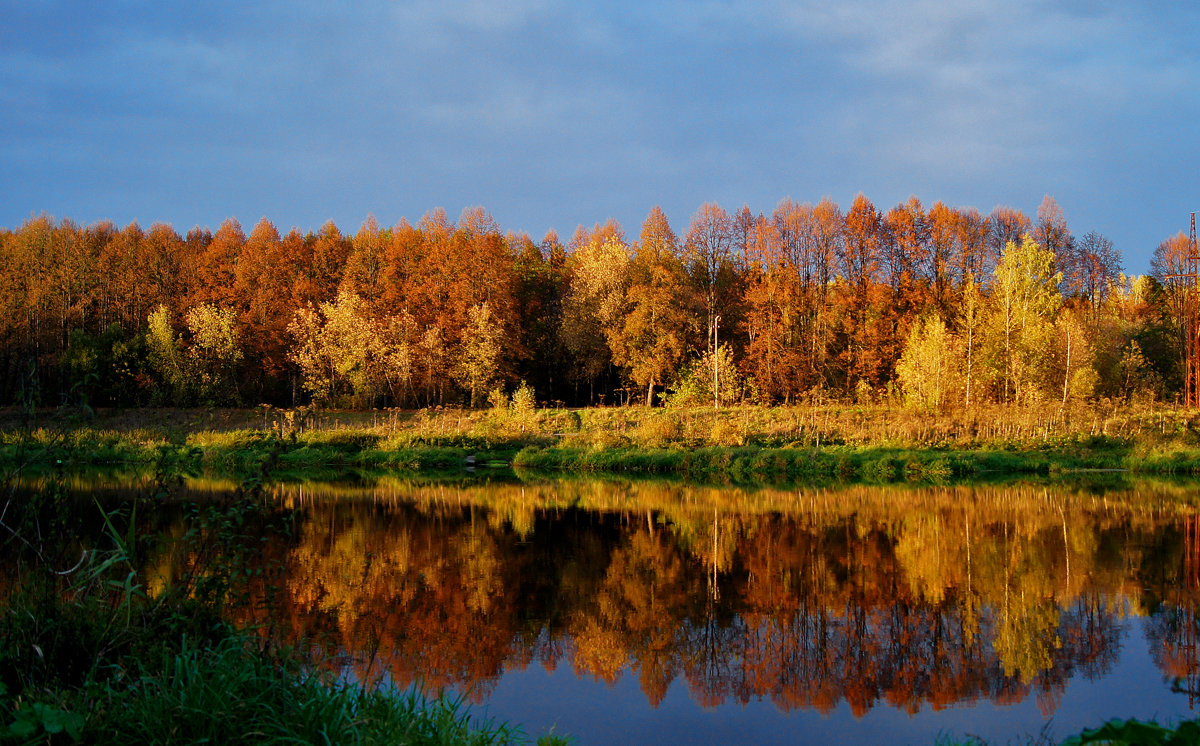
[14,473,1200,744]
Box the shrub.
[635,414,683,448]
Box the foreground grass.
[4,636,554,745]
[4,400,1200,482]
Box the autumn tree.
[668,344,745,407]
[742,212,808,401]
[610,207,696,406]
[1068,231,1121,324]
[511,231,566,402]
[895,316,959,411]
[234,217,295,398]
[1034,196,1074,290]
[341,215,388,305]
[1052,308,1098,405]
[455,301,505,407]
[146,303,243,405]
[881,197,929,298]
[184,303,244,404]
[842,194,882,299]
[774,197,838,386]
[1149,232,1193,388]
[288,291,386,407]
[731,205,757,268]
[297,220,351,307]
[957,208,993,289]
[560,227,630,402]
[189,218,244,308]
[988,206,1030,262]
[839,194,890,387]
[927,202,960,312]
[146,304,185,402]
[880,197,932,379]
[957,278,986,410]
[0,199,1180,408]
[984,236,1062,403]
[94,221,145,333]
[684,203,737,356]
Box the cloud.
[1,1,1197,267]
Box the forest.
[0,195,1192,411]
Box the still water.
[18,473,1200,744]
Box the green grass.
[67,637,549,745]
[4,401,1200,483]
[3,631,565,746]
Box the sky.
[1,0,1196,274]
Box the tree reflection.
[131,478,1200,717]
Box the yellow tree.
[455,301,504,407]
[895,316,960,411]
[1052,308,1099,405]
[184,303,243,404]
[147,303,243,405]
[288,291,385,407]
[957,278,986,410]
[560,229,630,402]
[985,236,1062,403]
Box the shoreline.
[5,402,1200,482]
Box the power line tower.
[1168,213,1200,407]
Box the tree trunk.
[1062,327,1072,406]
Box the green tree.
[146,303,243,405]
[146,304,185,403]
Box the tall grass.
[78,637,540,745]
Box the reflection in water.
[14,475,1200,722]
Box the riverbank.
[3,401,1199,481]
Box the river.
[7,471,1200,744]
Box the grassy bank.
[3,400,1200,482]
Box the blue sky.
[1,1,1196,273]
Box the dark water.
[12,473,1200,744]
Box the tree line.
[0,195,1191,409]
